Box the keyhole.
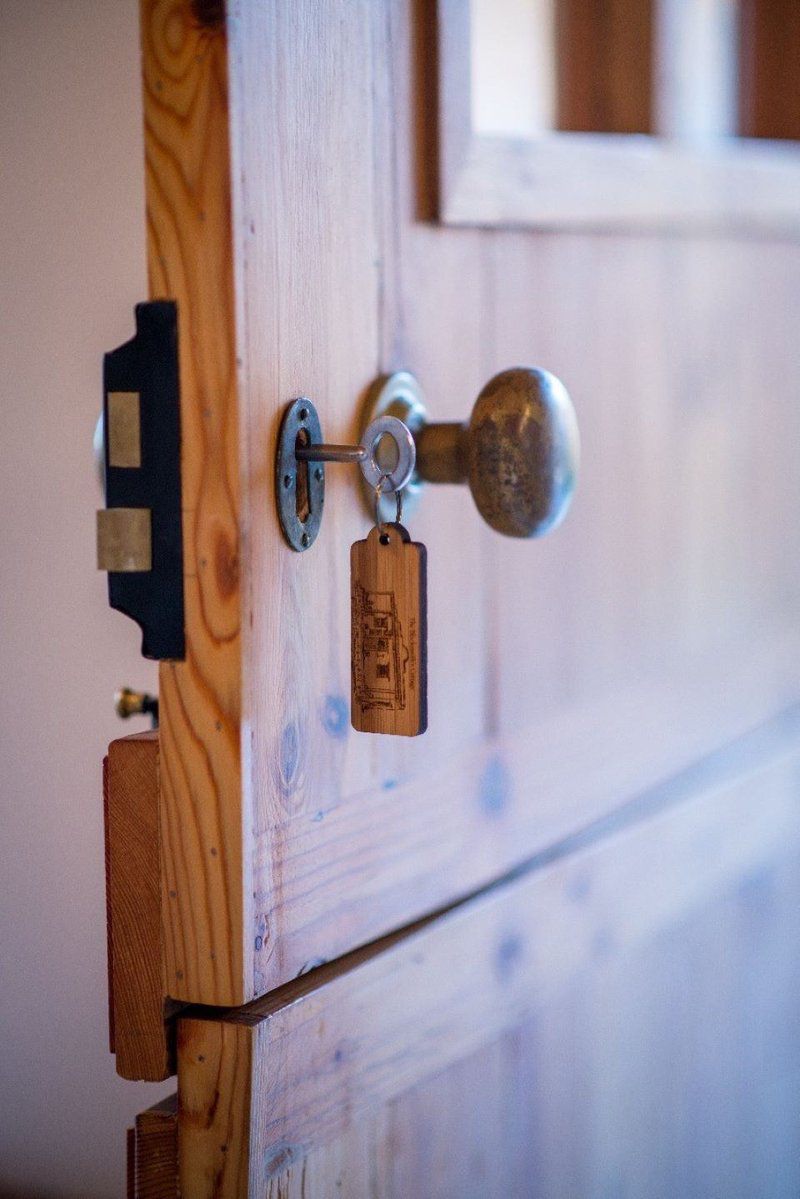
[374,432,399,475]
[295,427,311,524]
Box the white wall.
[0,3,172,1194]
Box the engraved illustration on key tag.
[351,463,428,737]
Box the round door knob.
[366,368,579,538]
[465,367,579,537]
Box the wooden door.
[107,0,800,1193]
[177,730,800,1196]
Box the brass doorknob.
[114,687,159,727]
[364,368,579,538]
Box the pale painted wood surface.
[177,716,800,1196]
[230,0,800,996]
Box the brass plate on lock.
[97,508,152,572]
[107,391,142,467]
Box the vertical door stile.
[141,0,250,1007]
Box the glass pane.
[471,0,557,136]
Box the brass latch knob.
[115,687,159,727]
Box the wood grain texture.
[283,861,800,1199]
[556,0,654,134]
[214,0,800,1000]
[134,0,800,1008]
[740,0,800,141]
[228,0,398,998]
[129,1094,179,1199]
[127,1127,136,1199]
[106,731,175,1081]
[351,524,427,736]
[141,0,248,1005]
[438,0,800,228]
[103,755,116,1057]
[176,716,800,1196]
[487,233,800,731]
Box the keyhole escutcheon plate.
[277,398,325,551]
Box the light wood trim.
[142,0,250,1005]
[106,732,176,1081]
[178,1020,252,1195]
[177,713,800,1196]
[438,0,800,230]
[655,0,739,140]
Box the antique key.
[279,366,579,735]
[351,452,427,738]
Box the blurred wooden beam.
[557,0,654,134]
[106,731,181,1080]
[128,1094,178,1199]
[740,0,800,139]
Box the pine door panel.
[175,722,800,1197]
[139,0,800,1012]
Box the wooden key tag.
[351,523,427,736]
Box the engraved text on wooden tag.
[350,523,427,736]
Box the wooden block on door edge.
[127,1093,178,1199]
[105,731,181,1080]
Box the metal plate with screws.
[277,398,325,551]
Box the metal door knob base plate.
[277,399,418,550]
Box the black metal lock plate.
[101,301,185,659]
